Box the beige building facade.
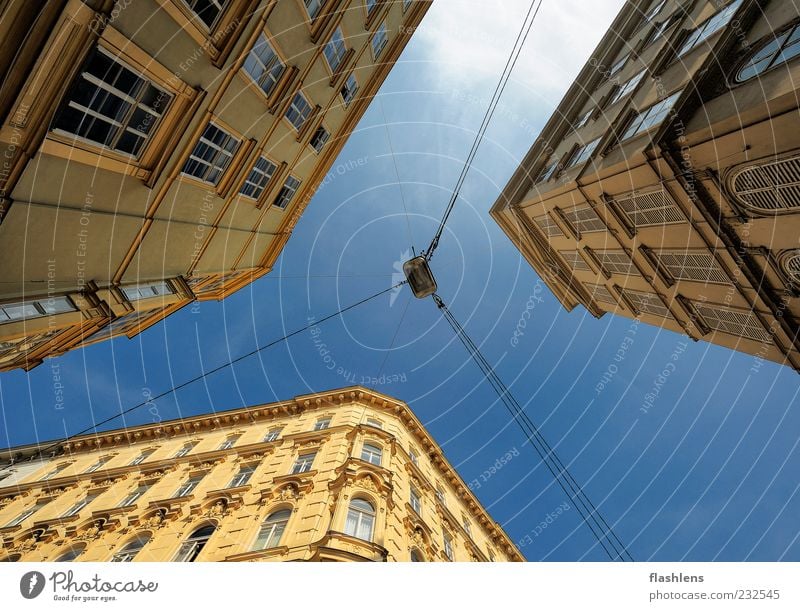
[0,0,430,372]
[0,387,522,562]
[492,0,800,370]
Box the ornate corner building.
[0,387,523,562]
[0,0,431,372]
[491,0,800,370]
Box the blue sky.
[3,0,800,561]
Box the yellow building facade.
[0,387,523,562]
[492,0,800,371]
[0,0,431,372]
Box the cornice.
[0,385,524,560]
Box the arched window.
[111,535,149,562]
[55,546,85,562]
[253,509,291,550]
[344,498,375,541]
[410,549,425,562]
[736,23,800,83]
[782,251,800,284]
[729,153,800,213]
[174,524,215,562]
[360,443,382,466]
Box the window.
[410,487,422,514]
[174,443,195,458]
[218,436,240,450]
[620,90,682,141]
[641,12,680,48]
[736,22,800,83]
[4,502,47,528]
[324,28,348,72]
[596,251,636,276]
[574,107,595,129]
[273,175,301,209]
[782,251,800,284]
[243,33,285,96]
[410,549,424,562]
[655,251,730,284]
[641,0,666,25]
[361,443,382,466]
[285,92,313,131]
[173,474,204,498]
[130,449,154,466]
[304,0,323,19]
[292,452,316,474]
[111,536,149,562]
[562,204,605,233]
[340,74,358,106]
[239,156,277,200]
[366,0,378,15]
[679,0,742,57]
[613,188,684,226]
[182,122,240,184]
[53,47,173,158]
[229,465,255,488]
[435,486,446,506]
[409,449,419,466]
[309,126,330,153]
[693,302,772,343]
[41,463,69,481]
[118,485,150,507]
[372,21,388,59]
[0,296,76,324]
[55,547,85,562]
[534,213,563,237]
[729,153,800,213]
[174,525,215,562]
[623,289,670,317]
[344,498,375,541]
[588,284,617,306]
[365,418,382,429]
[264,428,282,442]
[253,509,290,549]
[607,54,628,78]
[564,137,601,169]
[84,456,111,474]
[122,282,174,301]
[537,158,559,183]
[608,69,646,106]
[314,418,331,431]
[62,494,98,518]
[462,516,472,537]
[559,250,590,272]
[443,531,454,561]
[183,0,229,28]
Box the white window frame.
[182,122,240,185]
[243,33,285,96]
[292,452,316,474]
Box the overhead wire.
[433,294,634,561]
[23,282,406,460]
[425,0,543,260]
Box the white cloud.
[415,0,625,99]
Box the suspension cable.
[433,294,634,561]
[21,282,406,459]
[425,0,543,260]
